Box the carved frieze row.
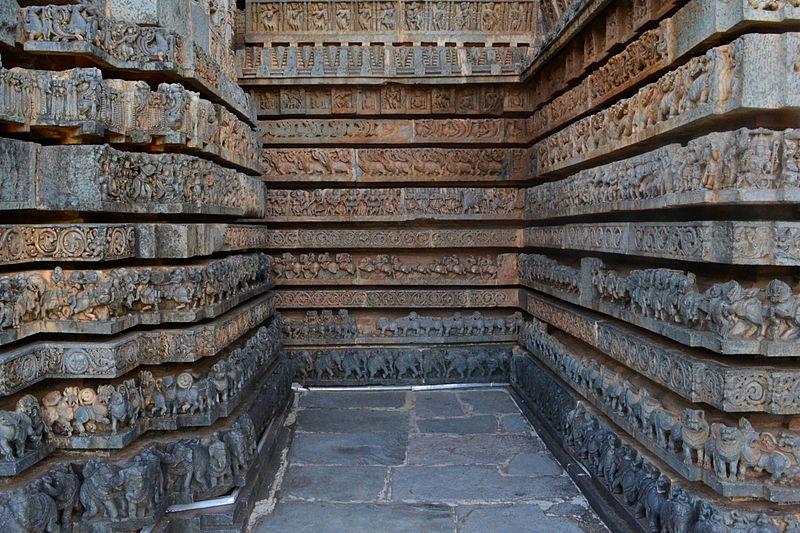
[264,187,525,221]
[273,288,519,308]
[260,117,530,144]
[283,309,522,345]
[0,66,261,173]
[271,252,517,285]
[262,147,531,182]
[524,221,800,266]
[526,128,800,220]
[252,228,523,248]
[245,0,541,40]
[290,343,512,385]
[0,361,292,532]
[18,4,254,121]
[521,291,800,415]
[0,253,274,347]
[241,44,532,79]
[512,352,800,530]
[520,320,800,502]
[0,140,264,216]
[0,224,136,265]
[0,293,275,397]
[26,317,282,453]
[518,254,800,356]
[532,33,800,177]
[252,85,531,117]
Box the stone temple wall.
[2,0,800,531]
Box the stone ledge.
[0,293,275,396]
[519,253,800,356]
[524,221,800,266]
[0,66,261,174]
[527,128,800,221]
[261,147,532,183]
[271,252,518,286]
[0,140,264,217]
[532,33,800,177]
[263,187,525,222]
[521,291,800,415]
[290,343,513,386]
[0,253,274,347]
[274,288,520,309]
[18,4,256,124]
[512,351,800,530]
[0,357,293,533]
[282,308,522,346]
[254,228,523,249]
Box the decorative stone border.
[0,294,276,396]
[0,253,273,346]
[289,343,512,386]
[273,288,519,308]
[252,228,523,249]
[521,291,800,415]
[512,351,800,531]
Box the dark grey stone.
[391,466,579,502]
[282,465,388,501]
[252,502,454,533]
[545,502,590,518]
[299,391,408,409]
[290,432,408,466]
[295,409,411,433]
[505,453,563,476]
[456,504,588,533]
[499,413,530,433]
[407,434,542,465]
[414,390,465,418]
[459,390,519,414]
[417,415,498,434]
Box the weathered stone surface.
[0,293,275,396]
[255,228,523,249]
[273,288,519,309]
[0,253,273,346]
[522,291,800,415]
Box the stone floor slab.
[406,433,543,465]
[505,453,563,476]
[391,465,579,502]
[299,391,408,409]
[282,465,388,501]
[290,431,408,466]
[414,390,465,418]
[295,409,410,433]
[252,502,454,533]
[417,415,498,434]
[499,413,531,433]
[456,504,589,533]
[459,389,519,414]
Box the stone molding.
[521,291,800,415]
[253,228,523,248]
[0,360,292,533]
[259,117,530,144]
[512,352,800,531]
[290,343,512,385]
[1,141,264,217]
[0,66,261,174]
[0,294,276,396]
[520,321,800,502]
[252,86,531,117]
[0,224,136,266]
[32,317,282,452]
[18,3,254,122]
[283,308,522,345]
[261,147,531,183]
[241,43,532,80]
[518,254,800,356]
[264,187,525,221]
[273,288,519,308]
[526,128,800,220]
[271,252,517,285]
[0,253,274,346]
[532,33,800,177]
[524,221,800,266]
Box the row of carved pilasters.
[511,350,800,531]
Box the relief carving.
[253,228,522,248]
[273,288,518,308]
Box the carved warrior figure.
[0,395,46,462]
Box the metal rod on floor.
[292,382,510,393]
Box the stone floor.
[249,387,609,533]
